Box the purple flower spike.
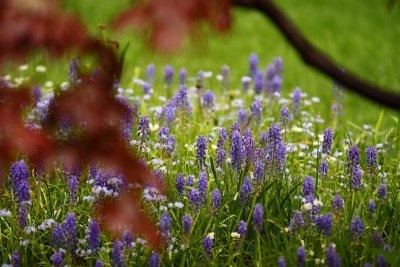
[253,204,264,233]
[138,116,150,143]
[52,223,66,249]
[292,87,302,116]
[196,136,208,169]
[88,219,100,253]
[249,53,259,79]
[50,251,64,267]
[348,144,360,168]
[237,108,248,127]
[198,170,208,202]
[297,247,306,267]
[351,166,362,190]
[302,176,315,198]
[174,85,192,115]
[274,57,283,76]
[366,146,377,169]
[176,173,185,197]
[322,127,334,154]
[179,68,187,85]
[64,213,77,252]
[243,128,255,168]
[332,195,344,212]
[221,65,230,88]
[160,212,172,239]
[230,131,243,172]
[350,216,364,240]
[251,100,262,121]
[271,75,282,94]
[203,236,213,258]
[326,243,340,267]
[95,260,104,267]
[112,240,125,267]
[237,220,247,237]
[254,70,264,95]
[203,90,215,109]
[32,86,42,104]
[149,252,161,267]
[182,215,193,234]
[377,183,387,200]
[319,161,329,177]
[146,64,155,84]
[240,177,252,206]
[143,82,151,95]
[164,65,174,85]
[280,106,290,125]
[11,251,20,267]
[190,189,202,211]
[211,189,222,210]
[316,213,332,236]
[278,257,286,267]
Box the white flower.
[231,232,241,239]
[216,74,223,81]
[174,202,184,209]
[19,64,29,71]
[44,81,53,88]
[0,209,11,218]
[302,203,313,211]
[232,99,244,108]
[24,226,36,234]
[207,232,215,239]
[36,65,47,72]
[311,97,320,103]
[313,199,323,207]
[203,71,213,78]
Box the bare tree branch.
[234,0,400,110]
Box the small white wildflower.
[24,226,36,234]
[168,203,174,208]
[302,203,313,211]
[20,239,30,246]
[19,64,29,71]
[207,232,215,240]
[313,199,323,207]
[315,258,321,264]
[160,205,168,211]
[151,158,163,166]
[232,99,244,108]
[0,209,12,218]
[149,123,159,131]
[158,96,166,102]
[174,202,184,209]
[311,97,320,103]
[44,81,53,88]
[231,232,241,239]
[203,71,213,78]
[36,65,47,72]
[309,250,314,256]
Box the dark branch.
[234,0,400,110]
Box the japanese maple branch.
[234,0,400,110]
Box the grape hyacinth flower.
[253,204,264,232]
[322,127,334,155]
[348,144,360,169]
[196,136,208,169]
[297,247,306,267]
[237,108,248,127]
[52,223,66,249]
[203,236,213,258]
[241,76,251,91]
[211,189,222,210]
[50,251,64,267]
[239,177,252,206]
[164,65,174,85]
[278,257,286,267]
[122,230,133,249]
[198,170,208,202]
[326,243,340,267]
[186,174,194,198]
[143,82,151,95]
[64,213,77,252]
[249,53,258,79]
[95,260,104,267]
[251,100,262,122]
[243,128,255,168]
[9,160,30,228]
[32,86,42,104]
[292,87,302,116]
[371,230,383,248]
[237,220,247,237]
[254,70,264,95]
[319,161,329,177]
[301,176,315,199]
[189,189,202,211]
[230,131,243,172]
[271,75,282,94]
[230,121,241,138]
[350,216,364,240]
[202,90,215,109]
[316,213,332,236]
[253,157,264,182]
[221,65,230,88]
[146,63,155,84]
[366,146,377,169]
[138,116,150,143]
[163,101,175,128]
[216,147,226,168]
[182,215,193,234]
[217,127,228,149]
[280,106,290,125]
[351,166,362,190]
[88,219,100,253]
[288,211,305,233]
[274,57,283,76]
[149,252,161,267]
[368,199,376,213]
[376,254,386,267]
[179,68,186,85]
[112,240,125,267]
[67,174,79,204]
[377,183,387,200]
[176,173,185,197]
[160,212,172,239]
[174,85,192,115]
[11,251,20,267]
[332,195,344,213]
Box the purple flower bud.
[198,170,208,202]
[217,128,228,149]
[174,85,192,115]
[88,219,100,252]
[253,158,264,182]
[249,53,258,79]
[160,212,172,239]
[278,257,286,267]
[64,213,77,252]
[164,65,174,85]
[348,144,360,168]
[254,70,264,95]
[52,223,66,249]
[176,173,185,197]
[260,131,268,147]
[253,204,264,233]
[182,215,193,234]
[350,216,364,240]
[242,76,251,91]
[149,252,161,267]
[11,251,20,267]
[50,251,64,267]
[243,128,255,168]
[186,174,194,198]
[158,126,169,143]
[326,243,340,267]
[302,176,315,198]
[368,199,376,213]
[216,148,226,168]
[332,195,344,212]
[322,127,334,154]
[251,100,262,121]
[274,57,283,76]
[143,82,151,95]
[288,211,304,233]
[112,240,125,267]
[203,90,215,109]
[280,106,290,125]
[351,166,362,190]
[237,109,248,127]
[179,68,186,85]
[203,236,213,258]
[366,146,377,169]
[271,75,282,94]
[237,220,247,237]
[211,189,222,210]
[316,213,332,236]
[230,131,243,172]
[163,101,175,128]
[377,183,387,200]
[196,136,208,169]
[297,247,306,267]
[9,160,30,227]
[319,161,329,177]
[190,189,202,211]
[67,174,79,204]
[240,177,252,206]
[230,122,241,138]
[292,87,301,116]
[146,64,155,84]
[138,116,150,143]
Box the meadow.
[1,0,400,266]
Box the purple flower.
[112,240,125,267]
[88,219,100,252]
[316,213,332,236]
[242,76,251,91]
[253,204,264,233]
[351,166,362,190]
[301,176,315,198]
[158,126,169,143]
[203,236,213,258]
[50,251,64,267]
[190,189,202,211]
[377,183,387,200]
[146,64,155,84]
[288,211,304,233]
[117,96,134,141]
[11,251,20,267]
[251,100,262,122]
[68,58,80,85]
[179,68,187,85]
[254,70,264,95]
[368,199,376,213]
[164,65,174,85]
[243,128,255,168]
[163,101,175,128]
[278,257,286,267]
[292,87,301,116]
[237,220,247,237]
[176,173,185,197]
[138,116,150,143]
[122,230,133,249]
[52,223,66,249]
[64,213,77,252]
[297,247,306,267]
[332,195,344,212]
[230,121,241,138]
[364,263,372,267]
[274,57,283,76]
[216,148,226,168]
[196,136,208,169]
[221,65,230,88]
[322,127,334,154]
[377,254,386,267]
[259,131,268,147]
[280,106,290,125]
[198,170,208,202]
[186,174,194,198]
[9,160,30,227]
[32,86,42,104]
[230,131,243,171]
[217,128,228,149]
[182,215,193,234]
[240,177,252,206]
[253,158,264,181]
[143,82,151,95]
[211,189,222,210]
[67,174,79,204]
[350,216,364,240]
[319,161,329,177]
[348,144,360,168]
[203,90,215,109]
[149,252,161,267]
[371,230,383,248]
[326,243,340,267]
[95,260,104,267]
[249,53,258,79]
[160,212,172,239]
[366,146,377,169]
[174,85,192,115]
[271,75,282,94]
[237,108,248,126]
